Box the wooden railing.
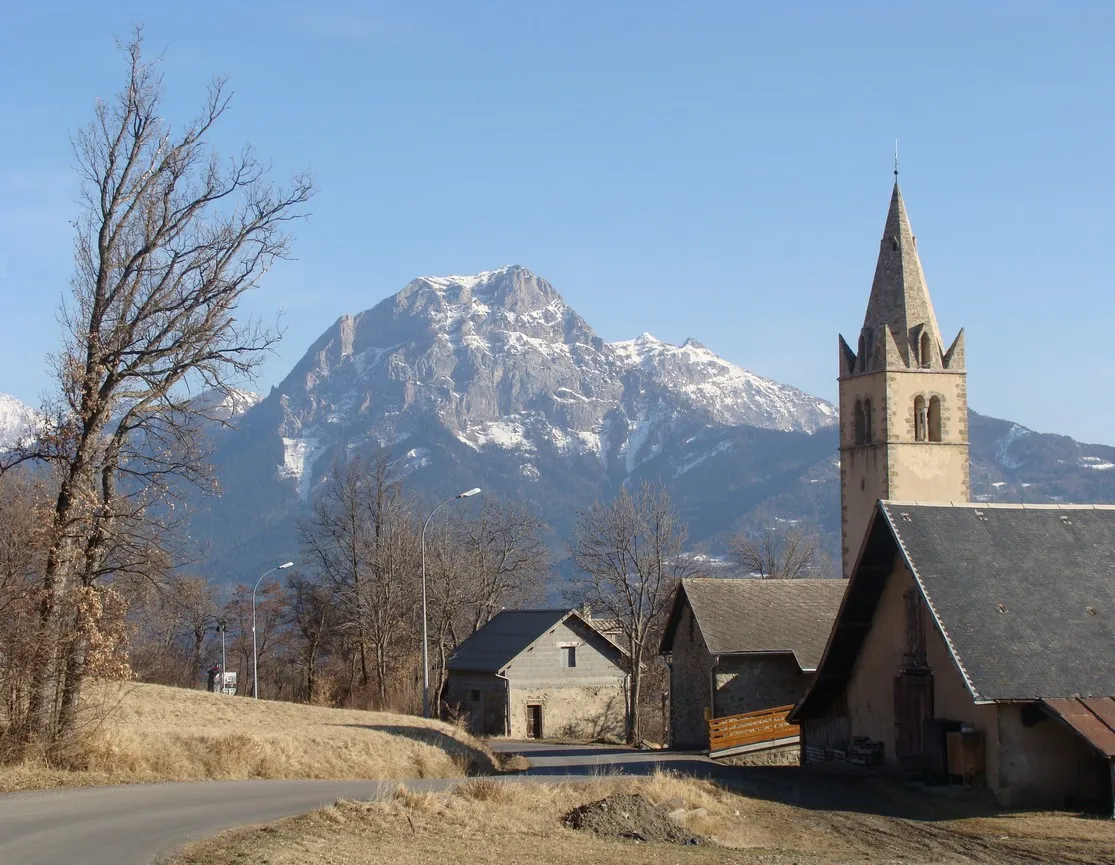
[709,705,800,754]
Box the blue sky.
[1,2,1113,442]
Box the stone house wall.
[715,655,811,718]
[442,670,507,736]
[503,617,626,740]
[666,601,813,751]
[667,602,713,749]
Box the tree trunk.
[56,602,92,745]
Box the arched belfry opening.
[928,396,942,442]
[914,395,927,442]
[863,398,874,443]
[854,399,866,445]
[920,331,932,368]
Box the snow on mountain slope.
[189,387,264,424]
[609,333,836,433]
[0,394,39,449]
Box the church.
[789,181,1115,813]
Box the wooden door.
[526,704,543,739]
[894,672,933,767]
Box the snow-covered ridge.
[0,394,40,449]
[189,387,263,424]
[608,332,836,433]
[416,265,517,293]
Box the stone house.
[659,578,847,750]
[791,501,1115,813]
[443,608,627,740]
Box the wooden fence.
[708,704,800,755]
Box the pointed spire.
[860,182,943,368]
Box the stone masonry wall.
[667,602,714,749]
[502,616,627,740]
[714,655,812,717]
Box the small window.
[469,689,480,702]
[863,398,873,444]
[563,646,577,668]
[914,395,927,442]
[919,331,932,368]
[928,396,942,442]
[854,399,865,445]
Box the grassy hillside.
[0,681,497,792]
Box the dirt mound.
[562,794,703,845]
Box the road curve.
[0,744,727,865]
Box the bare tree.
[568,482,702,744]
[460,501,549,634]
[284,573,335,704]
[125,573,217,687]
[167,577,219,680]
[225,582,287,699]
[0,31,311,748]
[0,471,52,753]
[299,454,420,706]
[729,525,831,579]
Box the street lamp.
[253,561,294,699]
[421,487,481,719]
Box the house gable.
[660,578,846,671]
[503,613,626,683]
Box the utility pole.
[218,617,227,694]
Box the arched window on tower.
[928,396,942,442]
[857,334,866,372]
[863,398,873,443]
[920,331,932,368]
[854,399,865,445]
[914,395,927,442]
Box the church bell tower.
[838,182,970,577]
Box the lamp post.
[421,487,481,719]
[253,561,294,699]
[218,617,227,695]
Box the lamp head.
[279,561,295,569]
[458,487,481,498]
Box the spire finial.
[894,139,899,179]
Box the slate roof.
[794,502,1115,721]
[883,502,1115,701]
[445,609,620,673]
[660,578,848,671]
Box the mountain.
[186,266,843,580]
[7,267,1115,583]
[0,394,39,450]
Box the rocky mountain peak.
[0,393,39,450]
[255,268,839,507]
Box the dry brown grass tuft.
[497,753,531,773]
[0,680,498,792]
[454,777,514,803]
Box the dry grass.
[0,680,498,792]
[164,770,1115,865]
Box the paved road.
[0,744,725,865]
